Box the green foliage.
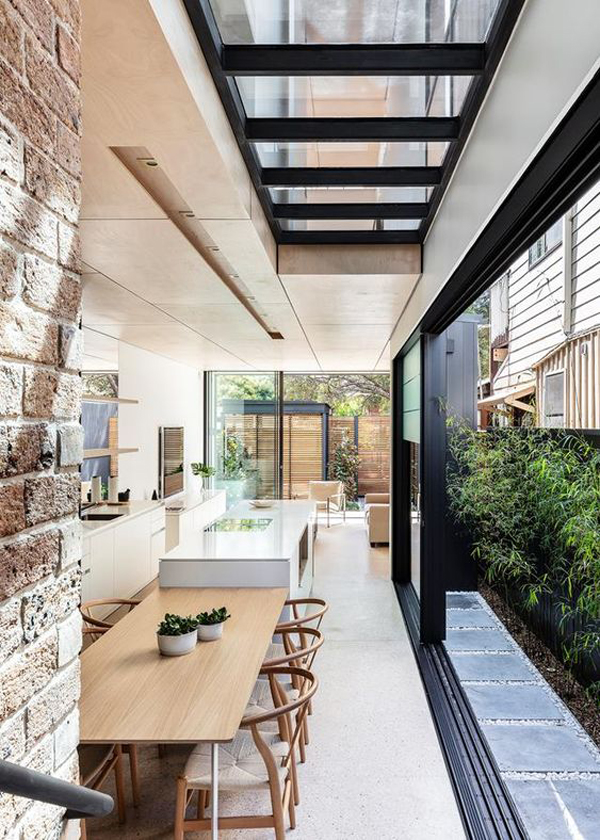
[447,419,600,679]
[214,373,390,416]
[197,607,230,626]
[157,613,198,636]
[191,462,216,478]
[220,434,255,481]
[328,433,360,500]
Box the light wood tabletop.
[79,587,287,745]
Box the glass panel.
[210,0,502,44]
[254,140,450,168]
[237,75,472,119]
[270,186,432,203]
[208,373,280,506]
[402,340,421,596]
[279,219,421,231]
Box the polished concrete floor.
[88,519,465,839]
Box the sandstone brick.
[0,301,59,364]
[0,240,21,300]
[0,482,25,537]
[49,0,80,36]
[0,529,59,600]
[0,422,54,477]
[57,609,81,665]
[58,519,80,569]
[0,2,24,71]
[22,566,80,642]
[24,146,80,224]
[0,598,22,665]
[0,181,57,260]
[55,122,80,178]
[0,363,22,416]
[8,0,54,52]
[26,35,80,132]
[24,473,79,527]
[1,736,56,831]
[56,22,79,83]
[58,221,80,272]
[57,423,82,466]
[23,254,81,317]
[0,710,26,762]
[26,660,79,747]
[0,60,54,154]
[0,631,58,717]
[23,367,81,419]
[17,799,63,840]
[53,708,78,766]
[59,324,82,371]
[0,121,22,183]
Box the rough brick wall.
[0,0,82,836]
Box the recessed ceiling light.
[137,157,158,167]
[208,246,219,251]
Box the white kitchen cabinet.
[113,516,150,599]
[150,508,166,578]
[166,490,226,551]
[87,530,115,618]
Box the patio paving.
[446,592,600,839]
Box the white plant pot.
[157,629,197,656]
[198,623,224,641]
[197,475,204,490]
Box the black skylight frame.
[182,0,525,246]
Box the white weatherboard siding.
[571,182,600,334]
[390,0,600,359]
[117,343,203,500]
[493,178,600,395]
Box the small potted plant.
[156,613,198,656]
[191,462,216,490]
[196,607,231,641]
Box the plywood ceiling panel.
[80,219,235,306]
[82,274,173,326]
[91,324,250,370]
[281,275,419,327]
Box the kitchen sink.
[81,512,125,521]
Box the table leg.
[211,743,219,840]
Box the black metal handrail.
[0,759,113,820]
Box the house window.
[528,219,563,268]
[543,370,565,427]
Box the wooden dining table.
[80,586,288,839]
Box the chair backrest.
[277,597,328,631]
[308,480,342,502]
[263,627,324,671]
[242,666,318,779]
[82,626,109,645]
[365,493,389,505]
[80,598,140,630]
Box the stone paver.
[449,652,536,682]
[446,592,600,839]
[464,684,564,720]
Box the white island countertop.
[161,500,316,563]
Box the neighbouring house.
[482,178,600,428]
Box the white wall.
[390,0,600,358]
[117,343,203,500]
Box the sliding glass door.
[402,342,422,597]
[207,373,281,506]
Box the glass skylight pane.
[237,76,472,119]
[278,219,421,231]
[253,141,449,168]
[210,0,502,45]
[270,187,432,203]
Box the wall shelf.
[82,394,139,405]
[83,448,139,459]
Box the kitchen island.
[159,500,316,600]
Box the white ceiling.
[80,0,421,374]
